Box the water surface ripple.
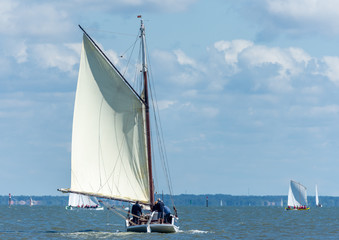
[0,206,338,239]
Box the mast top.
[139,15,147,74]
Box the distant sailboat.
[220,200,223,206]
[8,193,12,207]
[58,16,179,233]
[66,193,104,210]
[285,180,310,210]
[30,197,33,207]
[315,185,322,207]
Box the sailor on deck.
[153,198,165,223]
[164,205,171,223]
[131,201,142,224]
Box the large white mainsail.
[287,180,308,207]
[59,21,179,233]
[64,33,150,204]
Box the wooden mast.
[140,17,154,206]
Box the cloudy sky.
[1,0,339,197]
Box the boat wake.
[60,230,136,239]
[186,229,210,234]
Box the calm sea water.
[1,206,339,239]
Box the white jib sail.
[287,180,307,207]
[68,193,98,207]
[315,185,319,206]
[70,34,150,204]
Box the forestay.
[70,34,150,204]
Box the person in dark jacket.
[154,199,165,223]
[131,201,142,224]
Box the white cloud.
[0,0,72,37]
[152,49,177,67]
[153,49,203,86]
[174,49,197,67]
[213,40,315,92]
[310,105,339,115]
[245,0,339,36]
[302,86,323,95]
[31,43,80,74]
[70,0,197,12]
[105,49,121,67]
[157,100,176,110]
[266,0,339,22]
[214,40,253,67]
[322,56,339,85]
[14,41,28,63]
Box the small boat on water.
[315,185,322,208]
[285,180,310,211]
[9,193,12,207]
[58,16,179,233]
[66,193,104,210]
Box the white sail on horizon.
[68,193,99,207]
[287,180,308,207]
[315,184,319,206]
[69,34,150,204]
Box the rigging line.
[148,78,176,207]
[95,101,139,196]
[146,45,175,198]
[78,25,146,106]
[98,98,105,189]
[135,42,143,93]
[95,106,147,201]
[122,34,139,76]
[84,27,136,37]
[149,78,176,208]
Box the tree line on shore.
[1,194,339,207]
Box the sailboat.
[285,180,310,210]
[58,17,179,233]
[8,193,12,207]
[315,185,322,207]
[66,193,104,210]
[29,197,33,207]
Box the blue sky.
[1,0,339,197]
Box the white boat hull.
[65,206,104,210]
[125,212,179,233]
[126,222,179,233]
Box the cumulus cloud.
[322,56,339,85]
[214,40,253,68]
[152,35,339,97]
[174,49,197,67]
[0,0,72,37]
[238,0,339,39]
[213,39,315,92]
[152,49,203,86]
[31,43,80,74]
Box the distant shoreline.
[2,194,338,207]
